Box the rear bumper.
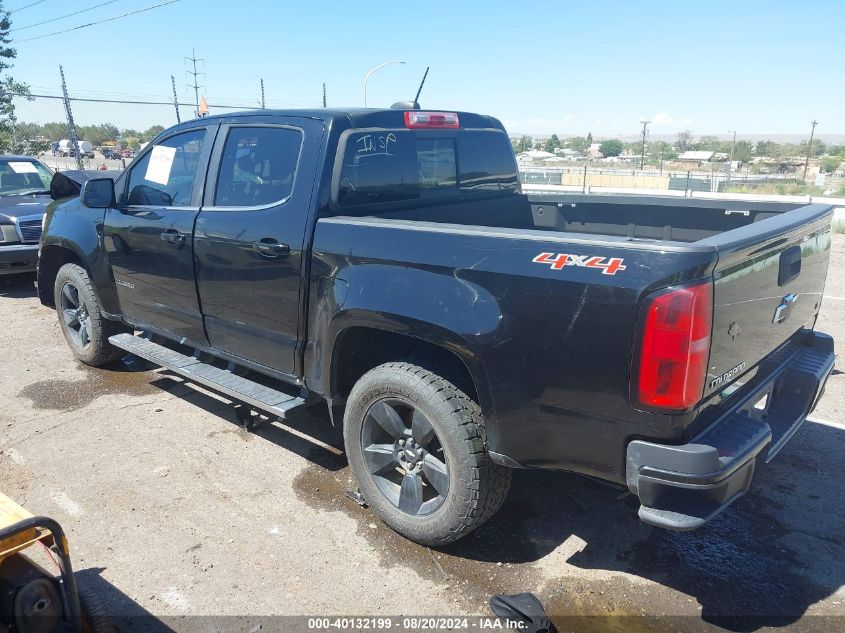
[626,330,834,531]
[0,244,38,275]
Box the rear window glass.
[337,130,517,207]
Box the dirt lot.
[1,237,845,632]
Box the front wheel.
[343,362,511,546]
[54,263,126,366]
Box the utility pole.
[171,75,181,124]
[322,82,327,108]
[639,120,650,170]
[260,78,265,109]
[184,48,205,117]
[59,65,83,170]
[803,119,819,181]
[726,130,736,183]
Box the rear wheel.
[344,362,511,546]
[54,263,126,366]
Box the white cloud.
[649,112,694,128]
[564,113,574,123]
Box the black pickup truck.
[38,108,835,545]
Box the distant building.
[677,150,715,162]
[553,148,580,158]
[587,143,602,159]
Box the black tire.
[54,263,126,366]
[343,362,511,546]
[79,585,116,633]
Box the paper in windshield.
[8,161,38,174]
[144,146,176,185]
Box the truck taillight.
[404,111,459,129]
[634,281,713,411]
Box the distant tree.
[732,140,753,163]
[0,3,31,152]
[696,135,720,151]
[599,139,623,157]
[78,123,120,145]
[754,140,780,158]
[820,156,843,173]
[511,136,531,153]
[649,140,676,161]
[586,132,593,146]
[676,129,693,152]
[544,133,561,153]
[565,136,589,153]
[42,122,69,140]
[142,124,165,140]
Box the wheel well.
[332,327,479,405]
[38,245,83,306]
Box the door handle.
[160,230,186,246]
[253,239,290,259]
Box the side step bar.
[109,333,305,419]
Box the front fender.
[41,197,120,315]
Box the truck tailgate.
[699,203,833,400]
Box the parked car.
[100,148,119,160]
[38,108,835,545]
[0,155,54,276]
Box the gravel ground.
[1,236,844,632]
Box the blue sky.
[7,0,844,137]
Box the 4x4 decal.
[532,252,627,275]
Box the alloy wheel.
[60,282,92,350]
[361,398,450,516]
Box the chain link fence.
[519,166,810,195]
[2,92,264,171]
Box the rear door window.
[337,129,516,207]
[214,126,303,207]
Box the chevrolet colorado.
[38,108,834,544]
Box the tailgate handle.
[778,246,801,286]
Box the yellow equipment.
[0,492,102,633]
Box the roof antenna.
[413,66,429,109]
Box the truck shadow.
[123,365,844,631]
[0,273,37,298]
[148,373,348,472]
[444,419,845,631]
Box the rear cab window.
[336,126,518,208]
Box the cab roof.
[169,108,506,133]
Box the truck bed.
[313,194,833,481]
[362,192,811,244]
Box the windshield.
[0,159,53,196]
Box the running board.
[108,332,305,419]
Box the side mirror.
[81,178,115,208]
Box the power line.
[16,0,181,43]
[9,0,47,13]
[13,0,119,32]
